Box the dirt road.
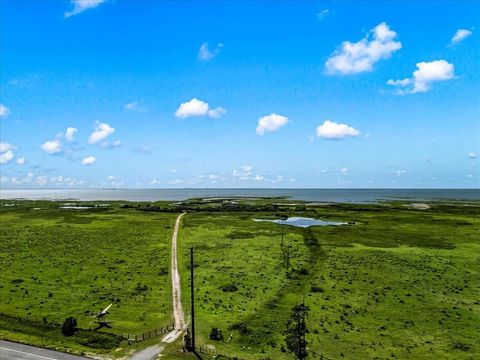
[162,212,186,343]
[130,212,186,359]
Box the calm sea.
[0,189,479,203]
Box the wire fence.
[0,312,174,344]
[119,323,175,342]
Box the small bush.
[453,342,471,351]
[134,283,149,292]
[61,317,77,336]
[209,327,224,341]
[220,284,238,292]
[158,268,168,276]
[297,268,309,276]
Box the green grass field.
[175,201,480,359]
[1,199,479,359]
[0,200,176,356]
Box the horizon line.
[1,187,479,191]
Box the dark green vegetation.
[284,303,309,360]
[1,313,122,350]
[0,200,176,356]
[1,198,479,359]
[61,317,78,336]
[176,199,480,359]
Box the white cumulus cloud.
[16,157,26,165]
[387,60,454,94]
[316,120,360,139]
[207,107,227,118]
[175,98,226,119]
[395,169,407,177]
[0,142,14,153]
[232,165,268,182]
[198,43,223,61]
[0,150,14,164]
[82,156,96,165]
[451,29,472,45]
[41,140,62,154]
[65,0,107,18]
[325,22,401,75]
[35,176,48,187]
[88,122,115,144]
[125,101,147,113]
[8,172,34,185]
[468,152,477,159]
[0,104,10,118]
[150,178,160,185]
[51,175,79,187]
[256,113,289,135]
[65,127,78,141]
[233,165,253,179]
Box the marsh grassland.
[0,199,479,359]
[175,200,480,359]
[0,201,176,356]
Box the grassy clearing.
[0,200,177,356]
[1,199,479,359]
[175,201,480,359]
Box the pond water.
[253,217,347,228]
[60,206,93,210]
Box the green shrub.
[61,317,77,336]
[209,327,224,341]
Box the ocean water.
[0,188,478,203]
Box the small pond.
[60,206,93,210]
[253,217,348,228]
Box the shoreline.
[1,188,479,203]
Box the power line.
[190,246,196,352]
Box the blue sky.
[1,0,479,189]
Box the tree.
[61,317,78,336]
[284,302,309,359]
[209,327,224,340]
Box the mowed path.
[131,212,186,359]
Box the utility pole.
[190,247,196,352]
[297,307,302,359]
[281,224,290,271]
[301,298,306,360]
[295,298,307,360]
